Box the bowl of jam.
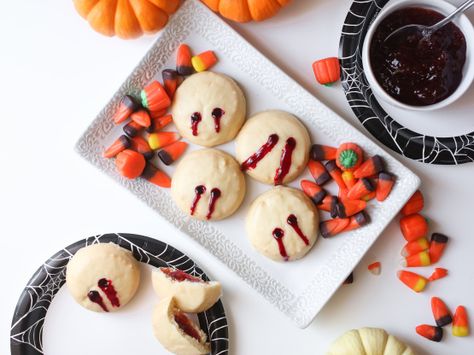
[362,0,474,110]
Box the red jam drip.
[212,108,225,133]
[274,137,296,185]
[191,112,202,136]
[98,278,120,308]
[206,188,221,220]
[241,134,279,171]
[161,268,203,283]
[287,214,309,245]
[174,311,201,341]
[272,228,288,261]
[190,185,206,215]
[88,290,108,312]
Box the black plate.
[10,233,229,355]
[339,0,474,165]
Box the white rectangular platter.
[76,0,420,328]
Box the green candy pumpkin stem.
[339,149,359,169]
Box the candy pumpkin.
[73,0,181,39]
[201,0,291,22]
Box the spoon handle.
[430,0,474,32]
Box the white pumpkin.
[327,328,415,355]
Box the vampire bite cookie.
[172,71,246,147]
[66,243,141,312]
[235,110,311,185]
[171,148,246,220]
[246,186,319,262]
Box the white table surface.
[1,1,473,354]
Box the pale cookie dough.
[172,71,246,147]
[171,148,246,220]
[66,243,141,313]
[235,110,311,185]
[152,297,210,355]
[246,186,319,262]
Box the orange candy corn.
[308,160,331,185]
[453,306,469,337]
[376,172,395,201]
[192,50,218,72]
[131,109,151,128]
[416,324,443,342]
[431,297,452,327]
[146,114,173,133]
[149,108,168,119]
[103,135,130,158]
[401,190,424,216]
[115,149,146,179]
[113,95,139,124]
[331,198,343,219]
[312,57,340,85]
[347,178,375,200]
[353,155,384,178]
[320,218,350,238]
[401,238,430,257]
[176,44,194,76]
[142,163,171,188]
[162,69,180,99]
[123,120,143,137]
[397,270,428,292]
[400,214,428,242]
[429,233,448,263]
[428,268,448,281]
[343,211,370,232]
[317,195,338,212]
[337,199,366,218]
[300,180,327,205]
[362,190,376,201]
[368,262,381,275]
[310,144,337,161]
[148,132,181,150]
[158,141,188,165]
[325,160,346,190]
[141,81,171,113]
[342,170,357,189]
[402,250,431,267]
[130,136,154,160]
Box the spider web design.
[11,233,229,355]
[339,0,474,165]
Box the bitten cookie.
[235,110,310,185]
[172,72,246,147]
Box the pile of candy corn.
[103,44,218,186]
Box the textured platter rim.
[74,0,420,328]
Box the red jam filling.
[241,134,279,171]
[161,268,203,283]
[274,137,296,185]
[206,188,221,220]
[174,311,201,341]
[98,278,120,307]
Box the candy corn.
[103,135,130,158]
[354,155,384,178]
[308,160,331,185]
[149,108,168,119]
[361,191,376,201]
[158,141,188,165]
[317,195,338,212]
[343,272,354,285]
[320,218,350,238]
[123,120,143,137]
[176,44,194,76]
[429,233,448,263]
[310,144,337,161]
[113,95,139,124]
[131,109,151,128]
[452,306,469,337]
[148,132,181,150]
[130,136,154,160]
[146,114,173,133]
[300,180,327,205]
[347,178,375,200]
[376,172,395,201]
[397,270,428,292]
[336,142,363,171]
[312,57,340,85]
[428,268,448,281]
[402,250,431,267]
[162,69,180,99]
[416,324,443,342]
[338,187,348,200]
[341,170,356,189]
[331,199,343,219]
[141,163,171,188]
[368,262,381,275]
[337,199,366,218]
[141,81,171,113]
[192,50,217,72]
[325,160,346,190]
[401,190,424,216]
[431,297,452,327]
[400,214,428,242]
[343,211,370,232]
[401,238,430,257]
[115,150,146,179]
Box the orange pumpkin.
[201,0,291,22]
[73,0,181,39]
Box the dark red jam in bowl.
[370,7,466,106]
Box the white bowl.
[362,0,474,111]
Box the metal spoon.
[384,0,474,43]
